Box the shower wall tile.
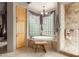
[65,3,79,52]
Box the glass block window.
[42,13,54,36]
[29,12,40,36]
[29,11,55,37]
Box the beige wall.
[58,3,65,51]
[7,2,14,52]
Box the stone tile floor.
[0,47,68,57]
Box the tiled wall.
[65,3,79,52]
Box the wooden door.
[16,5,27,48]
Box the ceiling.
[28,2,57,13]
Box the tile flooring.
[0,47,68,57]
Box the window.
[42,13,54,36]
[29,12,40,36]
[29,11,55,36]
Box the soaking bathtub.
[31,36,54,41]
[28,36,57,50]
[28,36,57,49]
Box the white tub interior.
[31,36,55,41]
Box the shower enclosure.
[60,2,79,56]
[65,3,79,56]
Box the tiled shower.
[64,3,79,55]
